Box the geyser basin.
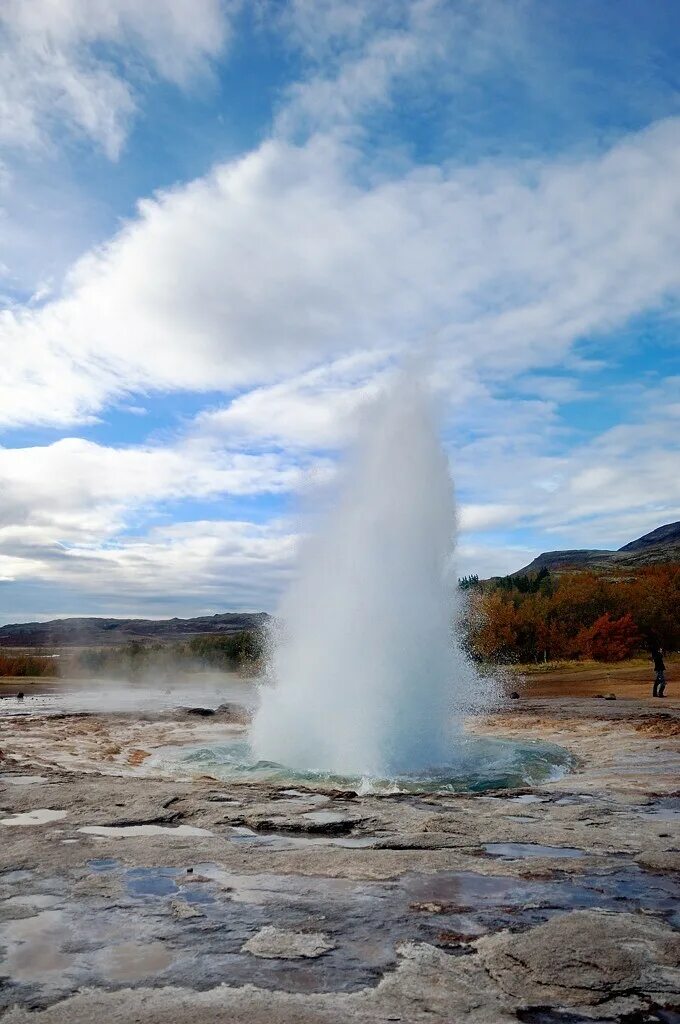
[168,734,573,794]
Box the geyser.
[251,376,487,778]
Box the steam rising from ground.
[251,376,488,777]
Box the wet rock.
[242,926,335,959]
[95,811,184,828]
[183,707,215,717]
[478,909,680,1009]
[214,703,251,724]
[231,811,364,836]
[409,901,454,914]
[636,850,680,873]
[170,899,204,920]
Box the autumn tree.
[573,612,641,662]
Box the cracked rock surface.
[0,693,678,1022]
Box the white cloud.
[0,434,312,584]
[3,118,680,430]
[0,518,298,618]
[458,504,525,532]
[1,3,679,614]
[450,381,680,564]
[197,350,391,448]
[0,428,319,615]
[277,0,529,140]
[0,0,233,158]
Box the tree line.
[74,630,265,677]
[459,565,679,663]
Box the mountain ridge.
[0,612,269,648]
[512,521,680,576]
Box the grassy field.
[510,654,677,699]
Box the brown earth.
[511,656,677,700]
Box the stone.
[477,909,680,1008]
[170,899,204,920]
[242,926,335,959]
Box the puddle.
[97,941,175,981]
[507,794,546,805]
[1,870,33,883]
[1,860,678,1011]
[518,1011,680,1024]
[301,810,349,825]
[1,809,67,826]
[404,865,679,924]
[125,867,179,898]
[3,894,60,910]
[88,858,119,872]
[79,824,213,838]
[0,910,75,982]
[0,775,47,786]
[638,798,680,822]
[484,843,586,859]
[227,825,376,850]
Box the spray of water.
[251,375,487,778]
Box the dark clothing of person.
[653,673,666,697]
[652,650,667,697]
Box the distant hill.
[513,521,680,577]
[0,612,269,648]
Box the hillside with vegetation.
[0,612,269,648]
[511,521,680,576]
[461,564,679,664]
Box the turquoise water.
[173,735,574,794]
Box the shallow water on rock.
[484,842,586,859]
[160,734,574,794]
[2,859,678,1011]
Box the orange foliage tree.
[573,612,641,662]
[462,565,679,664]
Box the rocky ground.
[0,694,678,1023]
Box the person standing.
[652,648,666,698]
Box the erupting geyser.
[251,376,486,778]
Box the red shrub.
[574,612,641,662]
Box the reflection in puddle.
[638,798,680,822]
[227,824,376,849]
[97,941,175,982]
[301,810,349,825]
[484,842,586,859]
[126,867,179,898]
[1,809,67,827]
[0,775,47,786]
[1,910,74,982]
[88,858,119,872]
[79,823,213,838]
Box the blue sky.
[0,0,679,622]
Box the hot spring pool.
[155,735,574,794]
